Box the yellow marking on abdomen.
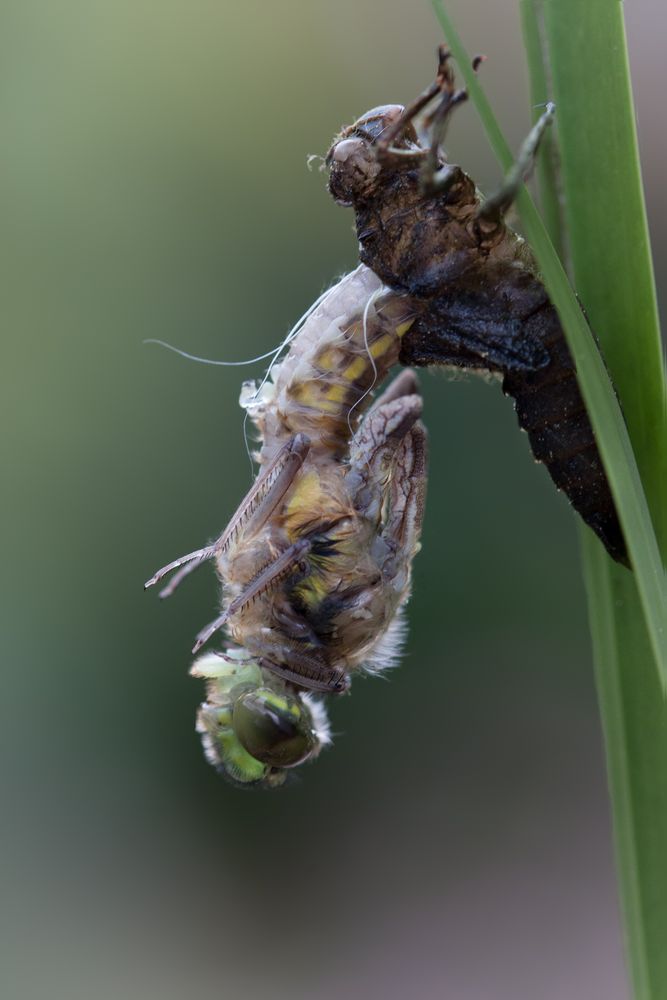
[291,382,341,414]
[316,348,339,371]
[369,333,394,359]
[342,356,367,381]
[326,383,348,403]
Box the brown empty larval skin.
[327,76,627,566]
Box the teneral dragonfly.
[146,265,427,787]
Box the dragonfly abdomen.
[260,266,419,460]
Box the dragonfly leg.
[191,539,311,654]
[376,47,464,156]
[155,551,210,599]
[477,103,555,223]
[191,612,230,655]
[145,433,311,598]
[225,434,311,547]
[258,650,350,694]
[346,373,423,522]
[144,544,217,595]
[379,422,428,588]
[376,46,467,181]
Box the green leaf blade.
[542,0,667,553]
[431,0,667,678]
[431,3,667,997]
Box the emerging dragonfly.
[147,48,627,789]
[146,266,426,787]
[327,48,627,565]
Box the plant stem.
[431,1,666,682]
[536,2,667,995]
[432,2,667,996]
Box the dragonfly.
[146,49,627,789]
[326,47,627,566]
[146,265,427,787]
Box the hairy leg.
[380,423,428,587]
[145,433,310,597]
[477,103,555,223]
[191,539,311,654]
[346,376,423,523]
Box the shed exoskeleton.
[146,266,428,787]
[326,48,627,565]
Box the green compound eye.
[197,704,268,786]
[233,688,316,769]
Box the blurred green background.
[2,1,664,997]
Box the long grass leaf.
[517,3,564,256]
[517,6,658,994]
[430,3,667,996]
[582,533,667,999]
[534,3,667,996]
[431,0,667,682]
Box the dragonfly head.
[192,653,331,788]
[326,104,418,206]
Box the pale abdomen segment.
[260,265,420,460]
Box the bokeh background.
[2,2,664,998]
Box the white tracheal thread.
[144,280,345,478]
[145,273,389,477]
[143,339,289,368]
[346,285,383,465]
[148,118,404,467]
[240,282,343,476]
